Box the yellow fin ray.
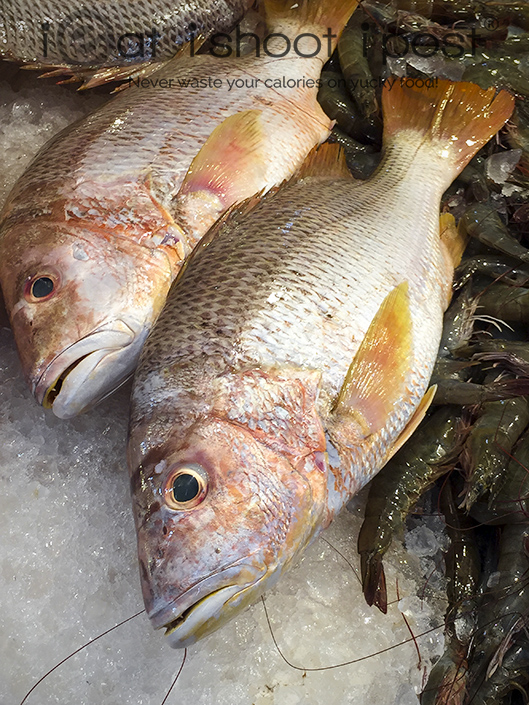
[332,282,413,439]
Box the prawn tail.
[382,78,515,181]
[263,0,359,52]
[361,552,388,614]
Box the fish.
[0,0,253,86]
[127,78,514,648]
[0,0,358,419]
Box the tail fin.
[382,78,515,176]
[263,0,359,54]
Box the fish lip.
[33,320,136,409]
[147,555,267,631]
[163,585,240,635]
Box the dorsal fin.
[296,142,353,181]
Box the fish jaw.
[156,557,269,648]
[129,416,328,647]
[33,320,144,418]
[0,220,173,416]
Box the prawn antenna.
[19,609,145,705]
[261,596,446,672]
[160,649,188,705]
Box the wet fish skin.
[128,80,514,647]
[0,0,252,68]
[0,0,356,419]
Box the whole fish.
[128,78,513,647]
[0,0,253,84]
[0,0,357,419]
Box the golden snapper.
[127,78,514,648]
[0,0,357,419]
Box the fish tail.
[382,78,515,176]
[263,0,359,53]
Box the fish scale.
[133,160,448,425]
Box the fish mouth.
[34,320,142,419]
[148,560,268,648]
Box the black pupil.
[32,277,54,298]
[173,473,200,502]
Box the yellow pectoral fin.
[383,385,437,463]
[179,110,266,205]
[333,282,413,439]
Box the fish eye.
[25,275,57,302]
[164,463,208,510]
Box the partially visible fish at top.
[0,0,358,419]
[0,0,253,86]
[127,78,514,648]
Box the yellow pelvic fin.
[384,385,437,463]
[440,212,468,268]
[296,142,353,181]
[333,282,413,438]
[263,0,359,51]
[179,110,267,206]
[382,78,514,175]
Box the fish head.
[0,220,173,418]
[130,414,329,648]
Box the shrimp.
[470,426,529,526]
[475,284,529,325]
[460,204,529,265]
[465,638,529,704]
[337,11,378,118]
[358,407,462,614]
[460,397,529,510]
[317,71,381,144]
[455,156,489,204]
[327,128,381,180]
[466,523,529,703]
[420,479,480,705]
[431,378,529,407]
[459,340,529,379]
[455,255,529,290]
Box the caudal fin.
[382,78,515,176]
[263,0,359,54]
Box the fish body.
[0,0,252,72]
[128,79,513,647]
[0,0,357,419]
